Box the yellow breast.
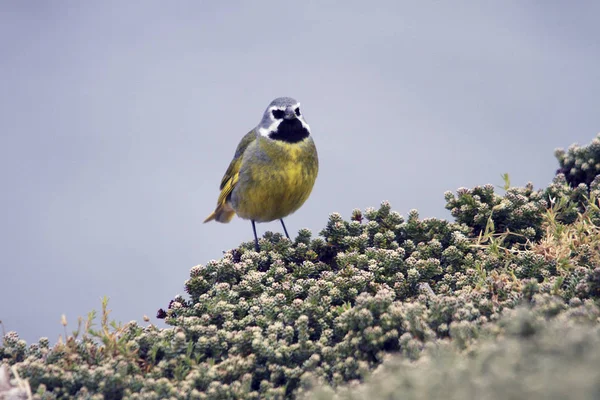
[231,136,318,222]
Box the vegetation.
[2,134,600,399]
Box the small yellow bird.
[204,97,318,251]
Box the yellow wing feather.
[204,130,256,223]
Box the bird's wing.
[217,130,257,203]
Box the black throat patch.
[268,119,310,143]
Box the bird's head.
[257,97,311,143]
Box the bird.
[204,97,319,252]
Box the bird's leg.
[251,220,260,252]
[280,219,290,239]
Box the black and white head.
[257,97,311,143]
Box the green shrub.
[304,304,600,400]
[2,135,600,399]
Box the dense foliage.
[2,134,600,399]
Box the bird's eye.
[272,109,285,119]
[295,107,301,116]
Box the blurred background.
[1,1,599,344]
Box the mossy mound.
[306,305,600,400]
[2,134,600,399]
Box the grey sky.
[1,1,599,344]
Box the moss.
[303,306,600,400]
[3,134,600,399]
[556,133,600,188]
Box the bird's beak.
[284,107,296,119]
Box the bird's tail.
[204,203,236,223]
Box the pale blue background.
[1,1,599,344]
